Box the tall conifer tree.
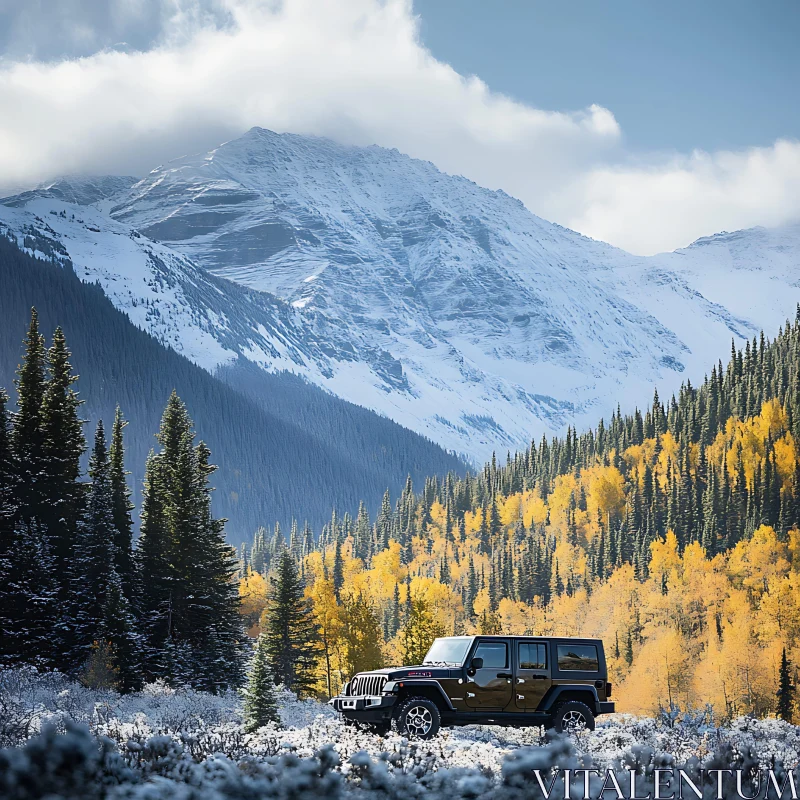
[263,550,319,697]
[11,309,47,524]
[109,406,135,598]
[778,647,795,723]
[135,393,243,689]
[40,326,85,581]
[70,421,118,668]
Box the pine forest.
[5,303,800,724]
[239,311,800,722]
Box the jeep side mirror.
[468,657,483,673]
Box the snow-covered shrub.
[0,666,112,746]
[4,669,800,798]
[2,723,794,800]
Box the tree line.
[0,310,244,692]
[240,310,800,721]
[0,234,465,539]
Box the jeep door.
[514,640,552,710]
[465,639,513,709]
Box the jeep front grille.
[350,674,387,696]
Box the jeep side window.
[518,642,546,670]
[473,641,508,668]
[556,644,599,671]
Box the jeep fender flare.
[394,680,455,712]
[539,685,600,714]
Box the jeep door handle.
[496,672,512,679]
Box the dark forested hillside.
[0,237,465,540]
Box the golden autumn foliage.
[240,395,800,718]
[536,526,800,718]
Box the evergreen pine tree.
[109,407,135,598]
[0,519,59,666]
[478,501,490,555]
[354,501,371,562]
[70,421,118,668]
[135,393,244,689]
[332,539,344,598]
[0,389,12,546]
[439,549,451,583]
[0,389,17,661]
[777,647,795,722]
[390,582,401,636]
[244,633,280,732]
[181,439,245,691]
[96,568,143,692]
[264,550,320,697]
[11,309,47,525]
[136,449,172,676]
[377,489,392,550]
[40,326,85,584]
[490,496,502,545]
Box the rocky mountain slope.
[2,129,799,461]
[0,234,466,538]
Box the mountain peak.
[4,128,800,460]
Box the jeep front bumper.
[329,694,398,723]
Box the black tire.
[394,696,441,739]
[548,701,595,733]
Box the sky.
[0,0,798,255]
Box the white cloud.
[0,0,798,254]
[560,139,800,254]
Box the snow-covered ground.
[3,668,800,774]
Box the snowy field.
[2,668,800,798]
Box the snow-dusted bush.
[3,668,800,798]
[1,722,794,800]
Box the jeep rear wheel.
[549,701,595,733]
[395,696,441,739]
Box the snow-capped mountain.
[0,199,409,394]
[2,129,799,462]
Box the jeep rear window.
[474,641,508,668]
[423,637,472,666]
[557,644,599,671]
[519,642,547,670]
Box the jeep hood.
[357,666,458,680]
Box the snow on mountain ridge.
[3,129,799,462]
[0,199,412,400]
[101,128,696,457]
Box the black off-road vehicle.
[330,635,614,739]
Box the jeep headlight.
[383,681,398,693]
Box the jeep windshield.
[422,636,473,666]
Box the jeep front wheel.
[549,701,595,733]
[395,696,441,739]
